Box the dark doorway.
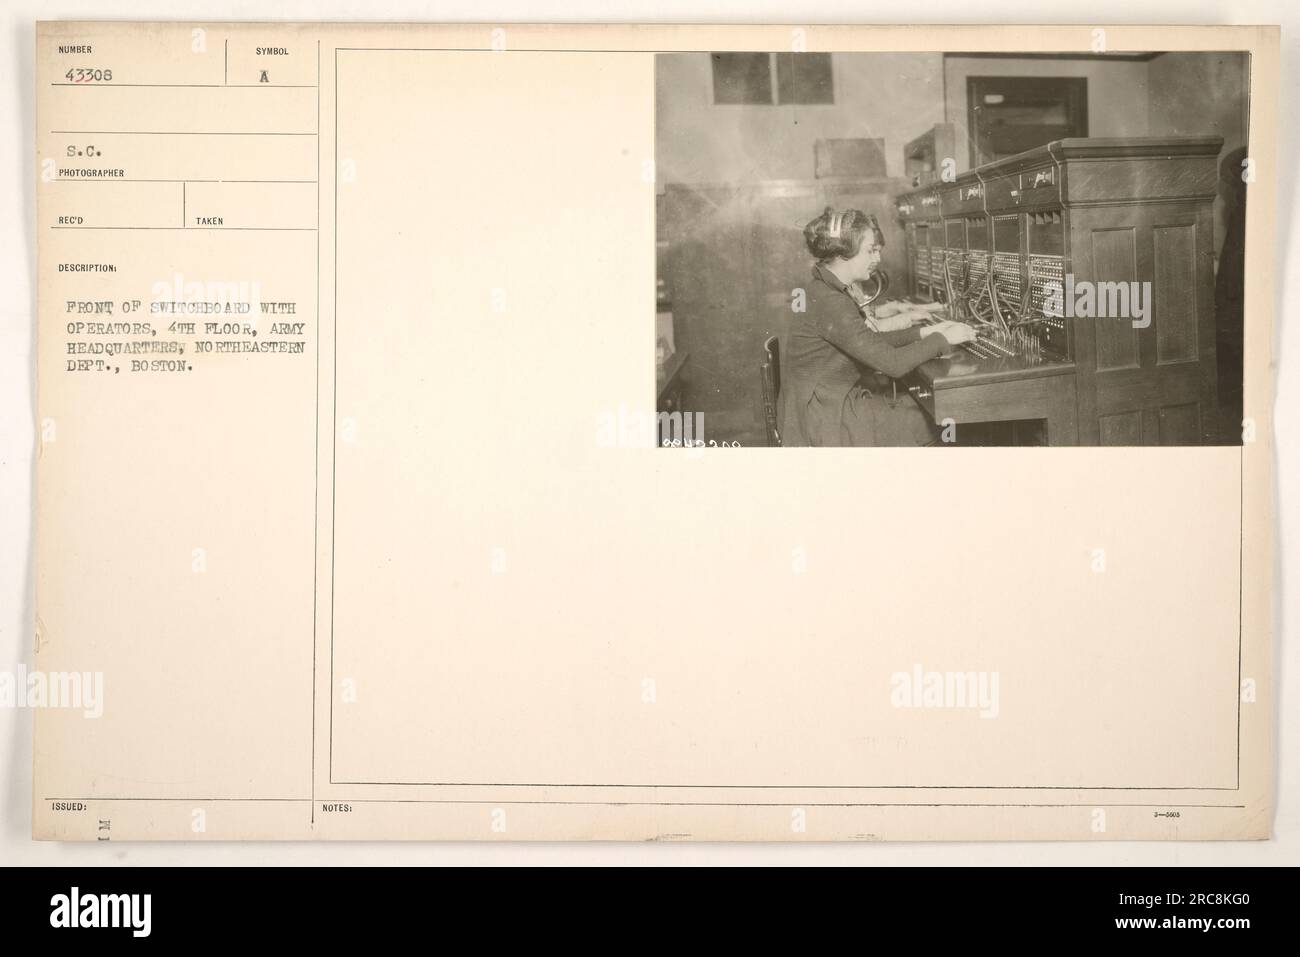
[967,76,1088,166]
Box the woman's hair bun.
[803,206,883,262]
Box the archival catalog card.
[33,22,1277,841]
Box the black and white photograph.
[655,51,1249,446]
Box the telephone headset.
[827,209,890,313]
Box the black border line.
[330,47,338,785]
[312,37,321,828]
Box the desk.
[901,351,1079,444]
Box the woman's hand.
[921,320,978,345]
[940,321,978,344]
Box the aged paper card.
[33,22,1276,840]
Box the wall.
[655,52,944,184]
[656,52,1249,185]
[1147,52,1251,259]
[1147,52,1249,154]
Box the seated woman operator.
[780,207,976,447]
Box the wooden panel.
[1154,224,1198,364]
[1142,409,1161,445]
[1091,228,1139,371]
[906,370,1079,445]
[1099,410,1142,445]
[1063,155,1218,206]
[1093,363,1200,414]
[1158,402,1201,445]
